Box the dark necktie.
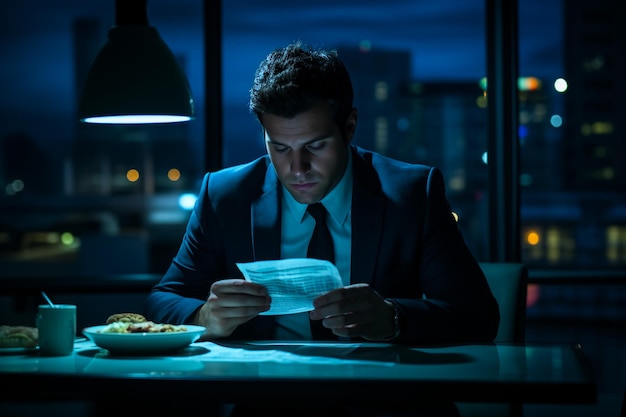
[306,203,335,263]
[306,203,337,340]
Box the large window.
[1,0,624,278]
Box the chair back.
[479,262,528,343]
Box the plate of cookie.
[83,313,205,354]
[0,325,39,354]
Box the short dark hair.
[249,41,354,128]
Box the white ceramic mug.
[36,304,77,356]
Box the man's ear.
[344,109,358,143]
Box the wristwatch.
[380,300,402,341]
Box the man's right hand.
[194,279,271,339]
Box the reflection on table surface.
[0,340,597,407]
[0,339,591,384]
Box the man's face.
[263,102,356,205]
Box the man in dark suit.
[145,40,499,416]
[145,40,498,344]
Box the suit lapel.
[350,148,385,286]
[251,165,282,261]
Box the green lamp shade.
[79,25,194,124]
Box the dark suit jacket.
[145,146,500,345]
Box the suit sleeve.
[144,173,226,324]
[389,167,500,345]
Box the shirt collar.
[283,151,353,226]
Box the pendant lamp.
[78,0,194,124]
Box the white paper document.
[236,258,343,315]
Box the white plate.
[82,325,205,354]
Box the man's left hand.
[309,283,397,340]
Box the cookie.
[105,313,147,324]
